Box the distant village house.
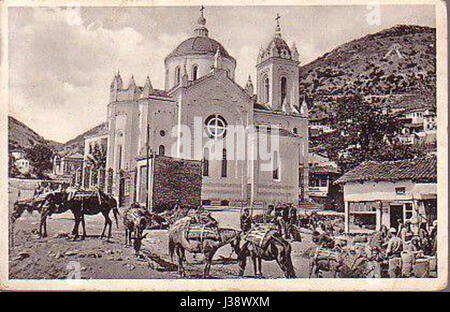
[52,152,84,183]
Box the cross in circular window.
[205,114,227,139]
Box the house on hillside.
[10,148,31,175]
[396,107,436,147]
[15,158,31,175]
[11,148,25,160]
[336,156,437,233]
[309,116,334,138]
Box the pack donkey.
[12,190,119,239]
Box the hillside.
[299,25,436,118]
[9,115,107,156]
[8,116,62,151]
[59,122,108,155]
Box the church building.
[102,8,309,208]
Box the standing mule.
[168,217,241,278]
[238,230,296,278]
[69,191,120,240]
[123,205,153,255]
[37,190,119,239]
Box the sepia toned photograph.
[0,0,447,291]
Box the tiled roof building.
[336,156,437,184]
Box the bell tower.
[256,14,300,112]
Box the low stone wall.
[152,155,202,212]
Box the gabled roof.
[172,69,254,104]
[64,152,84,159]
[310,164,340,175]
[335,155,437,184]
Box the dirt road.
[8,179,319,279]
[9,208,317,279]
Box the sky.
[8,5,435,143]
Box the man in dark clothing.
[284,204,297,239]
[240,208,253,233]
[264,206,275,223]
[288,205,297,226]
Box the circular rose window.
[205,114,227,139]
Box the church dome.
[267,36,292,58]
[163,7,237,90]
[166,36,235,62]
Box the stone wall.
[152,155,202,212]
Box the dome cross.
[275,13,282,35]
[200,5,205,17]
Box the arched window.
[293,127,298,134]
[221,148,227,178]
[192,65,198,80]
[175,66,181,85]
[273,150,279,180]
[264,76,270,103]
[280,77,287,104]
[116,144,123,171]
[203,148,209,177]
[158,145,165,156]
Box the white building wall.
[344,181,437,202]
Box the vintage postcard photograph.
[0,0,448,291]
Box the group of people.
[311,217,438,278]
[33,182,70,198]
[371,219,437,277]
[240,204,298,239]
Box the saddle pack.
[68,190,102,205]
[186,224,220,241]
[314,247,341,262]
[244,224,276,247]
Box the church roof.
[166,36,235,63]
[267,36,292,58]
[165,7,235,64]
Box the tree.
[8,154,19,177]
[24,143,54,177]
[85,142,107,170]
[322,94,423,172]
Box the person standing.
[429,220,437,256]
[385,228,403,278]
[400,220,413,250]
[396,219,404,238]
[240,208,253,233]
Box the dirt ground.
[9,189,318,279]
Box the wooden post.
[376,200,382,231]
[344,201,349,233]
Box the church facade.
[102,9,309,208]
